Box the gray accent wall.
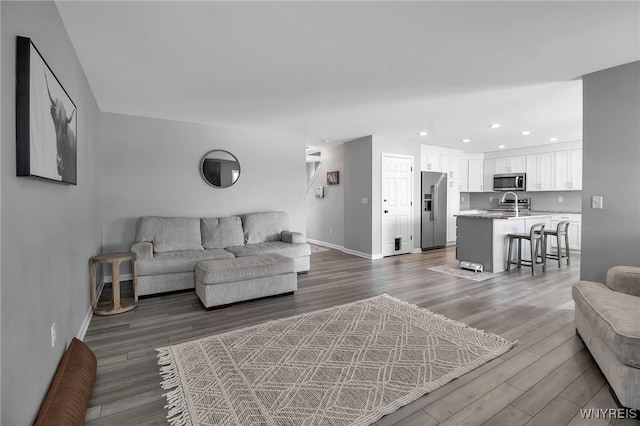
[1,2,102,424]
[581,61,640,282]
[344,136,373,255]
[100,113,307,259]
[372,136,422,256]
[305,144,344,247]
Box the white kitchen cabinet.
[483,159,495,192]
[549,213,581,251]
[555,149,582,190]
[526,153,555,191]
[468,159,484,192]
[442,154,460,180]
[446,179,460,244]
[494,156,526,174]
[460,158,469,192]
[422,151,442,172]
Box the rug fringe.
[156,347,190,426]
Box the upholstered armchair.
[572,266,640,409]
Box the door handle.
[384,210,389,214]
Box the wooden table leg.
[91,262,97,310]
[132,257,138,304]
[112,260,121,311]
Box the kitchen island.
[456,213,552,273]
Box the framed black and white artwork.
[16,36,77,185]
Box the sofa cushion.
[225,241,311,259]
[136,217,203,253]
[201,216,244,249]
[241,211,290,244]
[137,249,234,276]
[572,281,640,367]
[196,253,295,285]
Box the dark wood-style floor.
[83,246,636,426]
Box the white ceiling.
[55,1,639,153]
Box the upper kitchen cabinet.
[460,156,484,192]
[468,158,484,192]
[421,151,442,172]
[494,156,526,174]
[483,158,495,192]
[441,154,460,180]
[555,149,583,190]
[526,153,555,191]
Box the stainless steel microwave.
[493,173,526,191]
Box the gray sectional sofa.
[131,211,310,296]
[573,266,640,410]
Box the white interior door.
[382,154,414,257]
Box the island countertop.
[455,212,552,220]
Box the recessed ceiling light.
[322,139,329,143]
[489,123,501,129]
[419,131,428,137]
[462,139,471,143]
[498,145,506,149]
[521,131,531,136]
[549,137,558,142]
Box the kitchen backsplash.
[461,191,582,213]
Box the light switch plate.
[592,195,603,209]
[361,197,368,205]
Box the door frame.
[381,153,415,257]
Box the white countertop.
[456,212,552,220]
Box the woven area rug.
[428,264,496,282]
[156,294,514,425]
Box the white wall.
[306,144,344,247]
[581,61,640,282]
[1,2,102,424]
[100,113,308,257]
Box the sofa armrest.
[606,266,640,297]
[281,231,306,244]
[131,242,153,258]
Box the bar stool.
[544,221,571,267]
[506,223,546,275]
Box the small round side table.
[91,252,138,315]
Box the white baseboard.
[308,239,383,260]
[103,273,134,284]
[77,306,93,340]
[412,248,423,254]
[307,239,344,251]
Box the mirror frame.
[200,149,241,188]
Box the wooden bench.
[34,337,97,426]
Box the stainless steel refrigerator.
[421,171,448,250]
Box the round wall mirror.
[200,150,241,188]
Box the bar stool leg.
[507,236,513,271]
[565,232,571,265]
[540,237,546,272]
[530,238,536,275]
[517,238,522,270]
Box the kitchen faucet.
[500,191,519,217]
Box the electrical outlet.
[50,323,56,348]
[592,195,604,209]
[558,196,563,203]
[329,227,333,235]
[489,196,494,202]
[461,196,465,202]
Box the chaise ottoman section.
[195,253,296,309]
